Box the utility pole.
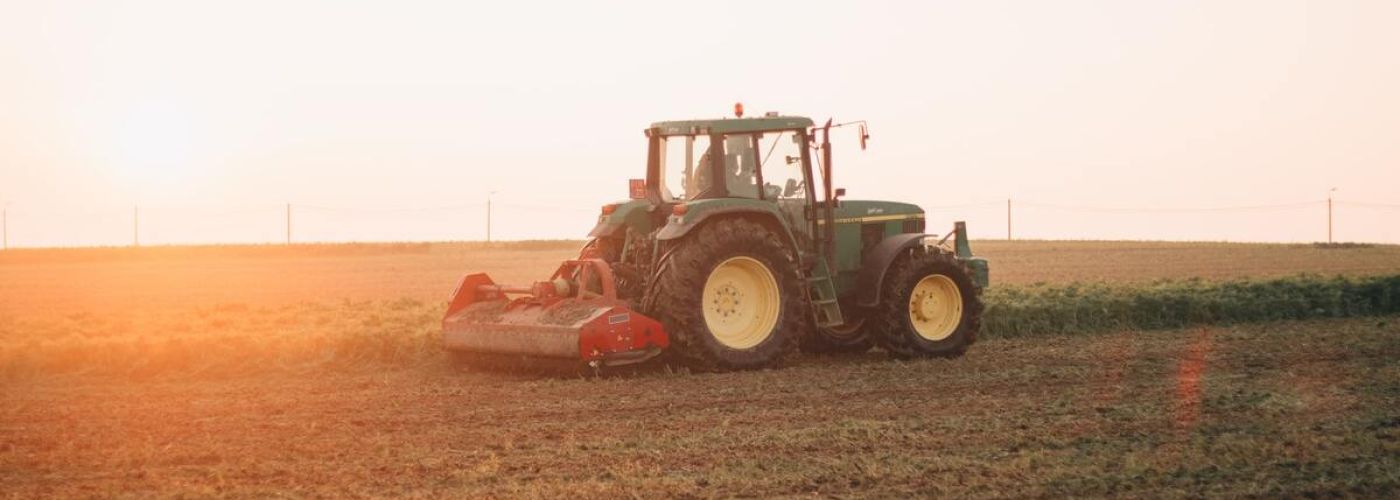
[133,206,139,247]
[1007,198,1012,240]
[286,203,292,245]
[1328,187,1337,244]
[487,191,497,243]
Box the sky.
[1,0,1397,247]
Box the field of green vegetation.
[985,274,1400,337]
[3,272,1398,380]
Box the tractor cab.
[642,113,827,269]
[645,114,817,205]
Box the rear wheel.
[648,218,803,371]
[873,249,982,359]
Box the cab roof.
[648,116,815,136]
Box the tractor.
[443,107,989,371]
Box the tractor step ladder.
[807,258,845,328]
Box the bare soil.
[3,318,1397,497]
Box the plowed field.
[3,241,1398,497]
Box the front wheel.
[873,249,983,359]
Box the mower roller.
[444,106,990,372]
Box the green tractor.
[442,108,989,371]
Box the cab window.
[719,134,760,199]
[756,131,806,200]
[659,135,713,201]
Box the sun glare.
[108,102,198,190]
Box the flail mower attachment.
[442,255,669,367]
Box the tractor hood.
[830,200,925,225]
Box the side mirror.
[858,124,870,151]
[835,188,847,199]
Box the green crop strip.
[982,274,1400,338]
[5,273,1399,379]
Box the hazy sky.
[1,0,1397,246]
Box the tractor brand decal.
[817,213,926,225]
[867,207,886,215]
[608,313,631,325]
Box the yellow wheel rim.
[702,256,781,349]
[908,274,963,341]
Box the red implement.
[442,258,669,366]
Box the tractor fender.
[656,206,803,257]
[856,233,930,307]
[587,200,658,239]
[587,218,624,238]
